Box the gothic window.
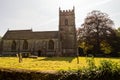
[23,40,28,50]
[42,41,47,48]
[48,40,54,50]
[11,40,16,51]
[65,19,68,25]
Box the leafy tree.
[78,42,93,54]
[0,36,2,54]
[100,40,112,54]
[116,27,120,37]
[0,36,2,40]
[109,27,120,56]
[77,10,116,54]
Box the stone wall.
[2,39,59,56]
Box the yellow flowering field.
[0,57,119,71]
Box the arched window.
[48,40,54,50]
[23,40,28,50]
[11,40,16,51]
[65,19,68,25]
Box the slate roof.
[2,29,59,40]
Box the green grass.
[0,57,119,71]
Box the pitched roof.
[2,29,59,40]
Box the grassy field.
[0,57,119,71]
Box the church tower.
[59,7,77,56]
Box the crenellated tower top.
[59,7,75,16]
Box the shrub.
[86,57,96,70]
[59,59,120,80]
[97,60,120,80]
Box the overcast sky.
[0,0,120,36]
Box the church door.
[38,50,41,57]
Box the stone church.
[0,7,77,56]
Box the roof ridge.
[33,31,58,33]
[8,29,32,32]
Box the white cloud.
[95,0,112,6]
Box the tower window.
[65,19,68,25]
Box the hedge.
[0,69,60,80]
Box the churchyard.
[0,57,119,71]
